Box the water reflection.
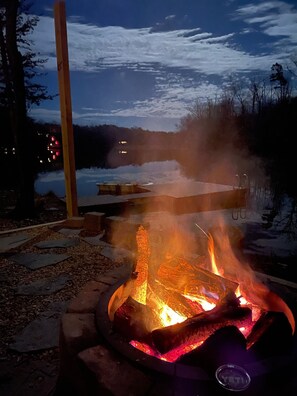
[35,160,190,198]
[35,142,258,199]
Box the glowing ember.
[183,294,216,311]
[159,303,187,327]
[130,339,204,363]
[130,225,150,304]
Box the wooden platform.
[77,181,247,216]
[96,182,149,195]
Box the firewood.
[130,225,150,305]
[147,281,203,319]
[157,259,238,303]
[113,296,160,342]
[246,311,293,357]
[108,275,137,320]
[151,292,252,354]
[178,325,248,370]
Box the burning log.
[108,275,137,320]
[151,292,252,354]
[246,311,293,356]
[130,225,150,305]
[113,296,160,342]
[178,325,248,370]
[147,281,203,319]
[157,259,238,304]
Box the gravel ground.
[0,190,68,232]
[0,225,122,354]
[0,191,124,395]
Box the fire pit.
[95,273,297,395]
[57,222,297,395]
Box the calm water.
[34,160,191,197]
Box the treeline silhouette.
[177,96,297,192]
[72,124,179,169]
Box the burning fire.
[159,304,186,327]
[112,223,295,363]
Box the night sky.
[29,0,297,131]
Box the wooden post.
[54,0,78,217]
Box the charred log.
[152,293,252,354]
[113,296,159,342]
[247,311,293,357]
[178,325,248,372]
[108,275,137,320]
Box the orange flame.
[207,221,295,334]
[159,304,187,327]
[127,219,295,362]
[208,233,222,276]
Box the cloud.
[234,1,297,46]
[29,5,296,129]
[150,14,191,32]
[29,106,179,131]
[29,107,61,121]
[31,15,282,77]
[235,2,285,16]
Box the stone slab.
[60,313,100,357]
[0,359,58,396]
[58,228,81,236]
[99,241,134,263]
[80,279,113,293]
[14,274,71,295]
[81,233,105,246]
[0,233,34,253]
[67,291,101,314]
[34,238,79,249]
[9,301,68,353]
[10,253,70,270]
[78,345,152,396]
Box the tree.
[270,63,290,101]
[0,0,53,217]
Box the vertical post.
[54,0,78,217]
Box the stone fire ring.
[57,265,297,396]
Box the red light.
[55,140,59,145]
[53,155,56,160]
[51,136,55,141]
[56,151,60,156]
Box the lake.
[34,160,192,197]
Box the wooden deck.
[77,181,247,216]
